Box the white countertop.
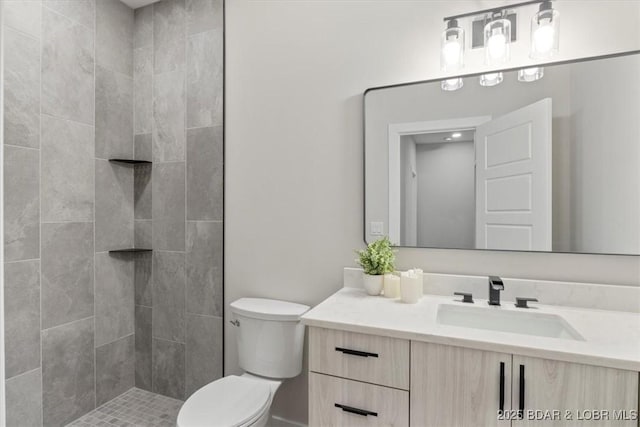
[301,287,640,372]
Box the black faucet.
[488,276,504,306]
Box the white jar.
[400,270,423,303]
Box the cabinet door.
[411,342,512,427]
[309,372,409,427]
[513,356,639,427]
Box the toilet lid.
[177,376,272,427]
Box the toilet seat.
[177,375,272,427]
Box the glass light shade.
[479,72,504,87]
[484,17,511,65]
[531,4,559,59]
[518,67,544,82]
[441,78,464,91]
[441,21,465,72]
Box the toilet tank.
[230,298,310,379]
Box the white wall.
[226,1,640,424]
[416,141,475,248]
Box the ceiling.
[120,0,160,9]
[411,130,475,144]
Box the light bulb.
[441,78,464,91]
[452,132,462,138]
[442,40,462,67]
[487,31,507,60]
[533,24,555,54]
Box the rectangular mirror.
[364,52,640,255]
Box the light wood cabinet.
[512,355,639,427]
[309,372,409,427]
[411,341,512,427]
[309,327,639,427]
[309,327,410,390]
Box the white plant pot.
[363,274,384,296]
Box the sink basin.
[436,304,585,341]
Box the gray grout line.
[5,366,41,383]
[41,315,95,334]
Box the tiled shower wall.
[132,0,224,400]
[2,0,223,425]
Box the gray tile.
[41,115,94,222]
[134,47,153,135]
[95,65,134,160]
[153,0,185,73]
[96,0,134,76]
[95,253,135,347]
[134,164,152,220]
[134,251,152,306]
[42,7,94,125]
[186,222,222,317]
[134,134,152,161]
[4,146,39,262]
[152,251,185,342]
[134,220,152,249]
[135,306,152,391]
[152,163,185,251]
[96,335,135,406]
[4,28,40,149]
[4,260,40,379]
[153,70,185,162]
[186,315,222,397]
[187,30,223,128]
[152,338,185,400]
[4,0,42,38]
[43,0,95,29]
[186,0,222,35]
[187,126,223,220]
[42,317,95,427]
[41,222,94,329]
[134,5,153,49]
[6,368,43,427]
[95,160,134,252]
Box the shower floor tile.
[67,388,183,427]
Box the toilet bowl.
[177,298,309,427]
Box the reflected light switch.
[371,222,384,236]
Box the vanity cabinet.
[512,355,639,427]
[410,342,512,427]
[309,327,639,427]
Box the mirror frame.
[363,50,640,256]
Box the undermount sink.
[436,303,585,341]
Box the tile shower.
[2,0,224,425]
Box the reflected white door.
[475,98,552,251]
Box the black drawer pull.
[499,362,505,412]
[518,364,525,419]
[335,347,379,358]
[334,403,378,417]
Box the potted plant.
[355,236,396,295]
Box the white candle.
[383,274,400,299]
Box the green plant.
[355,236,396,275]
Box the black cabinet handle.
[519,364,525,419]
[335,347,379,358]
[334,403,378,417]
[499,362,505,412]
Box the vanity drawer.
[309,327,410,390]
[309,372,409,427]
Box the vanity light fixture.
[518,66,544,82]
[479,72,504,87]
[441,19,465,72]
[530,1,559,59]
[441,78,464,91]
[484,12,511,65]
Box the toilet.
[177,298,310,427]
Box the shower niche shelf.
[108,248,153,253]
[109,158,152,165]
